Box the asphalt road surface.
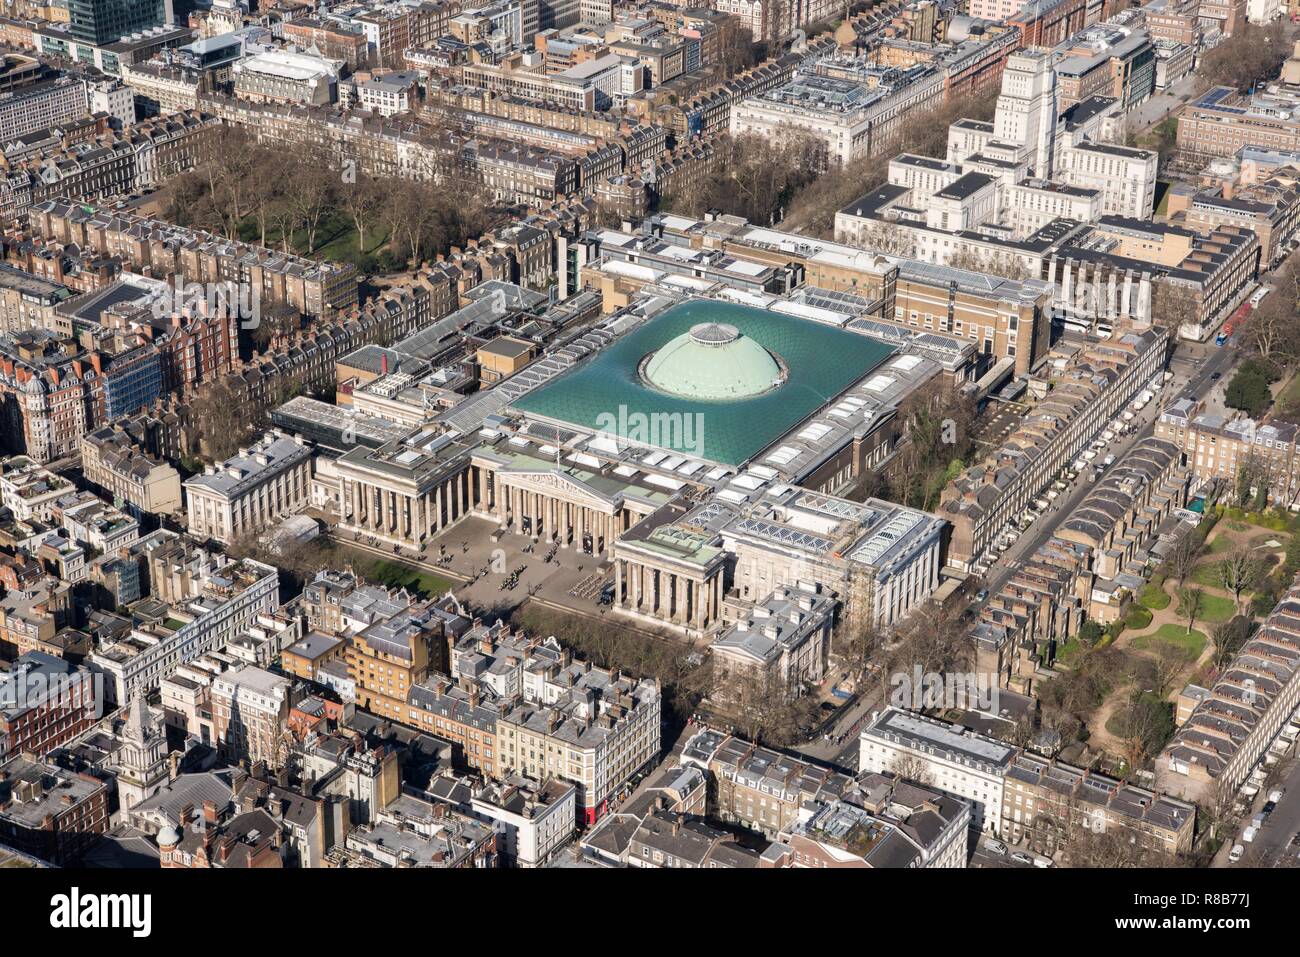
[1228,754,1300,868]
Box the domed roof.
[156,823,181,848]
[643,323,783,400]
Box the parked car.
[1270,789,1285,803]
[1032,857,1052,869]
[1229,843,1245,863]
[1263,802,1278,815]
[983,839,1007,856]
[1243,825,1259,843]
[975,588,989,602]
[1011,851,1033,865]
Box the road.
[980,341,1238,597]
[1226,753,1300,868]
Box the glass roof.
[511,300,895,466]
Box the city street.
[982,340,1238,596]
[1219,749,1300,868]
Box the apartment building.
[681,727,852,838]
[0,264,71,336]
[1176,182,1300,271]
[408,677,504,776]
[27,198,360,318]
[859,707,1015,833]
[1054,437,1191,588]
[1002,753,1196,857]
[56,491,139,553]
[0,752,109,865]
[783,771,971,868]
[494,641,661,824]
[973,536,1092,697]
[210,664,292,767]
[89,548,278,705]
[344,607,449,723]
[1156,398,1300,508]
[0,110,220,221]
[184,431,313,544]
[0,456,73,522]
[80,423,183,517]
[0,651,98,760]
[467,775,576,867]
[1157,578,1300,803]
[0,75,90,144]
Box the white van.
[1229,844,1245,863]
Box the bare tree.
[1151,281,1200,334]
[1240,293,1298,364]
[1164,532,1204,587]
[1212,616,1253,672]
[339,172,386,257]
[1218,548,1264,614]
[1064,824,1176,868]
[854,220,916,257]
[284,152,337,254]
[890,752,933,786]
[1177,586,1204,636]
[1151,641,1194,698]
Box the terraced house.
[1157,578,1300,803]
[940,325,1169,572]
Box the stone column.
[615,558,624,605]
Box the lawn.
[1139,581,1171,610]
[1207,534,1238,554]
[237,210,393,272]
[1191,562,1224,588]
[1198,593,1236,623]
[338,551,455,598]
[1132,624,1208,658]
[1279,371,1300,412]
